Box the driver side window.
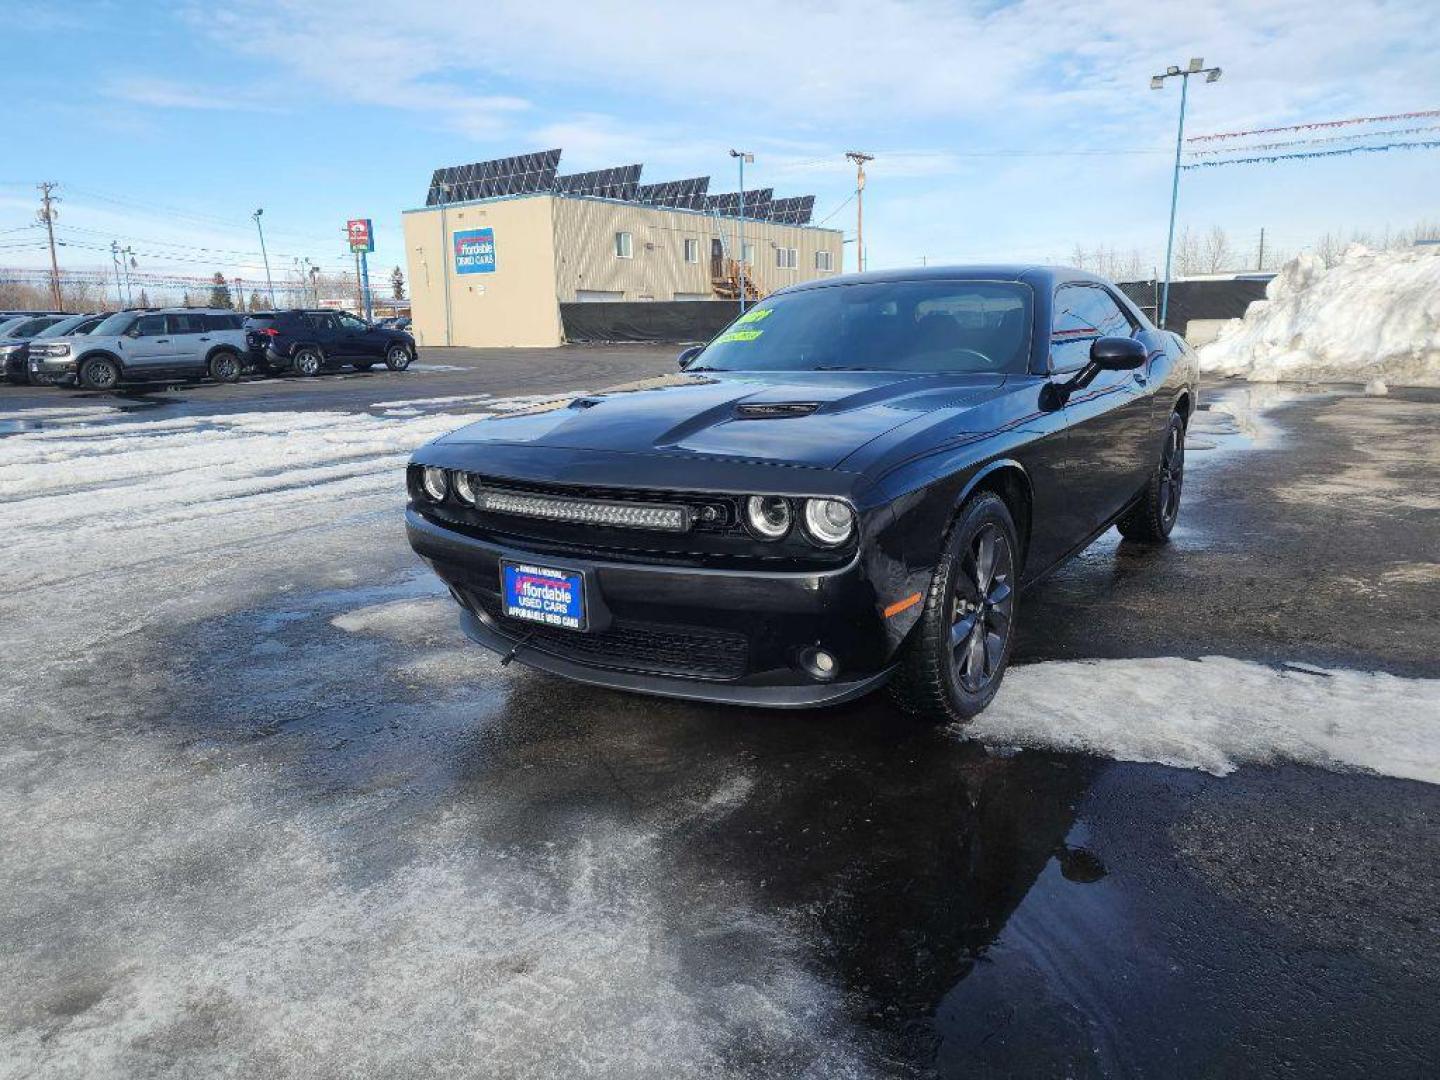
[131,314,167,337]
[1051,285,1136,372]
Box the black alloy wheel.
[385,344,412,371]
[1117,411,1186,542]
[292,347,324,377]
[80,356,120,391]
[208,351,242,383]
[889,491,1021,724]
[950,522,1016,694]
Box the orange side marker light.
[884,592,923,618]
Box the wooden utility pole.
[37,182,63,309]
[845,151,873,273]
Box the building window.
[815,250,834,272]
[775,247,797,269]
[615,231,633,259]
[684,238,699,263]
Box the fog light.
[421,466,448,502]
[799,646,839,682]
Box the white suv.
[28,308,250,390]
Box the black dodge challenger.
[406,266,1197,723]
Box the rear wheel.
[385,344,412,371]
[1117,411,1185,542]
[79,356,120,391]
[292,347,324,377]
[889,492,1019,724]
[208,350,242,383]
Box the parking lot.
[1,349,1437,1078]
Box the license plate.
[501,561,587,631]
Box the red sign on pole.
[346,218,374,253]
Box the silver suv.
[28,308,250,390]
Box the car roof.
[775,263,1119,296]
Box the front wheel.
[79,356,121,391]
[292,347,324,377]
[384,344,412,371]
[889,491,1019,724]
[208,351,242,383]
[1117,411,1185,542]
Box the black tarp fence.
[561,301,738,343]
[560,279,1274,344]
[1117,278,1270,330]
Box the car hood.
[437,369,1011,469]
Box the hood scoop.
[734,401,821,419]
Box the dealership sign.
[346,218,374,253]
[454,228,496,274]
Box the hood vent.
[734,401,821,419]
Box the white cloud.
[106,75,280,112]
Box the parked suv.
[245,310,415,375]
[28,308,249,390]
[0,314,73,383]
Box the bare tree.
[1203,226,1232,273]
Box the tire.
[352,361,375,371]
[888,491,1020,724]
[79,356,121,391]
[207,350,242,384]
[292,347,324,377]
[384,344,412,371]
[1117,411,1185,542]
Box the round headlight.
[452,471,476,505]
[802,499,856,546]
[744,495,793,541]
[421,466,448,502]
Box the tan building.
[401,150,844,348]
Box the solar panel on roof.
[426,149,562,205]
[635,176,711,209]
[705,189,774,220]
[553,164,642,200]
[769,195,816,225]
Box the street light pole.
[438,182,454,346]
[729,149,753,314]
[1151,58,1221,329]
[253,208,276,308]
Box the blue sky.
[5,0,1438,291]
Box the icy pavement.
[2,384,1439,1077]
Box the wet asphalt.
[1,354,1437,1078]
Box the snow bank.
[1199,245,1440,386]
[971,655,1440,784]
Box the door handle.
[156,338,170,343]
[199,336,210,342]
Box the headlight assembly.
[421,466,449,502]
[802,499,856,546]
[744,495,793,541]
[452,471,477,505]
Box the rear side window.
[305,313,337,332]
[204,314,240,330]
[1051,285,1138,371]
[167,314,209,334]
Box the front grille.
[472,589,749,681]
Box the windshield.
[92,311,138,336]
[37,316,91,338]
[692,280,1033,374]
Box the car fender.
[204,343,241,363]
[74,348,125,372]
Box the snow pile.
[1199,245,1440,385]
[970,656,1440,784]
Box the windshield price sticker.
[735,308,773,325]
[715,329,764,344]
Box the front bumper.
[406,507,897,708]
[27,355,78,385]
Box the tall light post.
[252,208,276,308]
[438,181,454,345]
[1151,57,1221,329]
[729,149,753,314]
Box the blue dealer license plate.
[501,561,587,631]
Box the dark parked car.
[245,310,415,375]
[0,314,73,383]
[405,266,1197,723]
[376,316,412,331]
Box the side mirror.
[1089,336,1147,370]
[677,345,703,370]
